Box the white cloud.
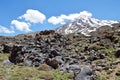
[19,9,46,24]
[11,20,31,32]
[48,16,65,25]
[48,11,92,25]
[0,25,14,33]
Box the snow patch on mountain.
[56,11,118,36]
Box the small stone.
[24,60,32,66]
[3,59,13,66]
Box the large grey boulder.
[75,66,97,80]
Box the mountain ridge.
[56,13,119,36]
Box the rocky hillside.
[0,23,120,80]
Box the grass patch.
[0,54,70,80]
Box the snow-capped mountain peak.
[56,11,118,36]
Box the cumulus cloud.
[19,9,46,24]
[48,11,92,25]
[48,16,65,25]
[11,20,31,32]
[0,25,14,33]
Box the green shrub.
[53,69,68,80]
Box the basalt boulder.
[2,43,13,53]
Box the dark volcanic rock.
[2,43,13,53]
[9,45,24,64]
[45,58,59,69]
[115,49,120,58]
[9,31,75,70]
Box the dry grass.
[0,54,70,80]
[38,64,51,71]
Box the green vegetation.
[53,70,68,80]
[0,54,70,80]
[97,73,107,80]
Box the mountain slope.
[56,12,119,36]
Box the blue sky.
[0,0,120,36]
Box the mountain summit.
[56,11,119,36]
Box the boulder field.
[2,24,120,80]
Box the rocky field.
[0,24,120,80]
